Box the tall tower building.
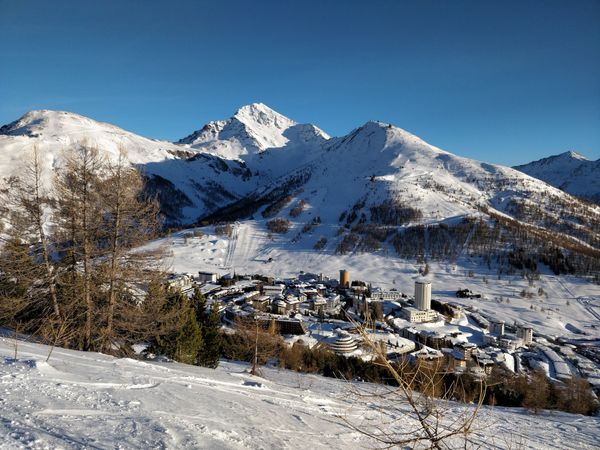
[414,280,432,311]
[490,320,505,336]
[339,270,350,288]
[516,324,533,345]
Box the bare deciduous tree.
[55,142,105,350]
[341,315,486,449]
[97,147,164,352]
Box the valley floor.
[150,221,600,340]
[1,337,599,449]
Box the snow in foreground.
[0,338,599,449]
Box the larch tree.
[54,142,105,350]
[2,146,61,322]
[0,146,66,347]
[1,140,176,355]
[97,146,164,353]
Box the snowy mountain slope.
[202,120,600,261]
[177,103,331,181]
[0,110,177,165]
[514,151,600,204]
[1,336,599,449]
[178,102,329,159]
[0,110,260,223]
[1,105,598,246]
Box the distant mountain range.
[1,104,599,272]
[514,151,600,204]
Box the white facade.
[516,325,533,345]
[401,307,436,323]
[490,320,505,336]
[263,284,285,297]
[197,271,218,283]
[415,280,432,311]
[371,288,404,301]
[329,333,357,354]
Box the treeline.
[332,192,599,277]
[508,196,600,250]
[387,216,600,277]
[219,327,599,416]
[484,367,598,415]
[0,143,185,355]
[198,170,311,224]
[370,199,423,225]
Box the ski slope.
[1,337,599,449]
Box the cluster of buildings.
[165,268,600,387]
[483,319,533,350]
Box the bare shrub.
[341,315,486,449]
[289,200,306,218]
[336,233,360,254]
[314,237,327,250]
[262,195,293,218]
[215,223,234,237]
[266,218,291,234]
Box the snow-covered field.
[1,337,599,449]
[149,221,600,340]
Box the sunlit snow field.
[1,337,599,449]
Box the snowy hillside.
[514,151,600,204]
[178,102,329,162]
[200,119,600,268]
[1,105,599,252]
[0,110,177,165]
[0,110,259,223]
[1,337,599,449]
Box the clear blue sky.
[1,0,599,166]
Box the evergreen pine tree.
[174,307,203,364]
[197,304,222,368]
[190,287,207,322]
[152,289,198,361]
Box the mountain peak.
[514,150,600,204]
[234,102,281,117]
[232,103,296,131]
[0,109,121,138]
[562,150,588,161]
[178,103,329,159]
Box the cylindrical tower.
[414,280,432,311]
[339,269,350,288]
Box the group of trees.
[369,199,423,225]
[486,367,598,416]
[0,143,181,355]
[152,287,222,368]
[220,315,599,420]
[266,218,290,233]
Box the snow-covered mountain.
[1,105,599,264]
[201,118,599,262]
[0,110,260,223]
[178,103,329,165]
[0,109,176,165]
[514,151,600,204]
